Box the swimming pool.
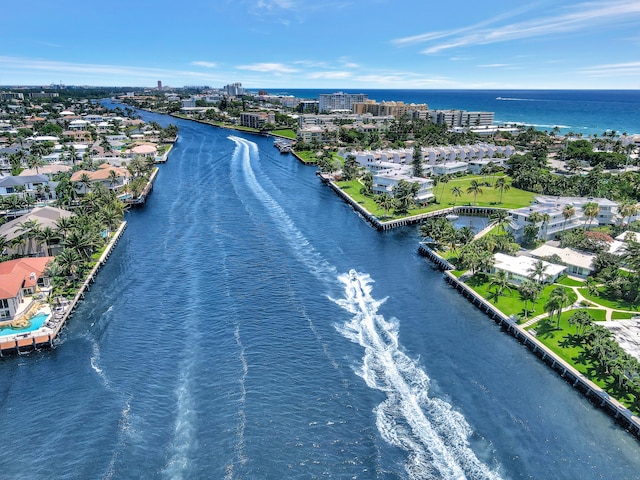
[0,312,50,337]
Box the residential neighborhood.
[0,88,176,342]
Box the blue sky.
[1,0,639,89]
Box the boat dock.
[0,221,128,356]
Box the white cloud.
[191,61,217,68]
[477,63,514,68]
[579,61,640,76]
[391,1,640,54]
[306,71,352,79]
[0,56,211,80]
[236,62,298,73]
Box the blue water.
[0,312,49,336]
[1,103,640,479]
[452,215,489,233]
[275,89,640,136]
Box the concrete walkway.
[520,283,638,328]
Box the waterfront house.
[529,244,594,278]
[71,164,130,194]
[0,256,54,321]
[490,253,566,285]
[0,206,73,257]
[0,175,54,199]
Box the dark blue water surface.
[276,89,640,136]
[2,105,640,479]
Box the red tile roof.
[0,257,54,299]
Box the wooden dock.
[0,221,128,356]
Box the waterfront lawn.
[295,150,319,163]
[465,274,577,320]
[272,129,296,139]
[529,310,639,411]
[578,286,639,311]
[435,174,535,210]
[332,173,534,221]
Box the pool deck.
[0,221,127,356]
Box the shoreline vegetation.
[16,88,638,438]
[166,101,640,436]
[0,94,175,355]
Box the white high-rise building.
[319,92,368,113]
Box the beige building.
[352,100,429,118]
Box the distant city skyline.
[1,0,640,89]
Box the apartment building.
[351,100,428,118]
[318,92,368,113]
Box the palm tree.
[539,213,551,240]
[16,219,40,256]
[0,235,9,259]
[489,270,513,299]
[519,279,540,320]
[75,172,93,195]
[55,248,82,282]
[36,226,59,256]
[108,169,120,190]
[374,193,395,218]
[528,259,548,283]
[451,186,462,206]
[27,154,45,174]
[562,204,576,232]
[55,216,75,239]
[494,177,511,204]
[582,201,600,230]
[466,180,483,205]
[63,228,102,259]
[544,286,571,328]
[438,174,451,203]
[490,210,510,233]
[618,202,639,227]
[568,310,593,337]
[361,171,374,195]
[456,226,475,247]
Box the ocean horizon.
[265,88,640,136]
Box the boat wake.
[227,135,502,478]
[228,135,336,282]
[334,271,502,480]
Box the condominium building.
[508,196,620,241]
[428,110,495,128]
[318,92,368,113]
[239,112,275,129]
[224,83,244,97]
[351,100,428,118]
[372,173,435,203]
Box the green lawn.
[433,174,535,209]
[527,309,638,411]
[579,287,639,311]
[295,151,319,163]
[611,311,636,320]
[465,274,577,321]
[272,129,296,139]
[334,174,535,221]
[556,276,585,287]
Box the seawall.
[0,221,128,356]
[421,248,640,439]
